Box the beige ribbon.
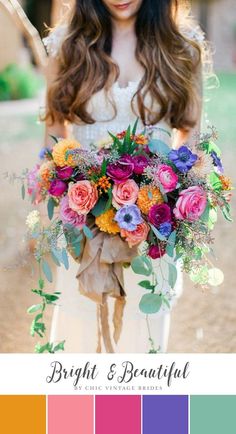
[70,221,137,352]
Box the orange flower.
[97,176,111,194]
[137,185,163,214]
[39,161,55,189]
[121,222,150,247]
[95,208,120,234]
[219,175,232,191]
[52,139,80,167]
[133,134,148,145]
[116,130,126,139]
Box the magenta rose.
[60,195,86,228]
[107,158,134,184]
[148,245,166,259]
[49,179,67,197]
[157,164,178,193]
[133,155,149,175]
[120,154,134,165]
[56,166,74,180]
[148,204,172,227]
[174,186,207,222]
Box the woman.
[43,0,205,353]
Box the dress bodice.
[71,80,173,149]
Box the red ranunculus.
[148,204,172,227]
[107,159,134,184]
[49,179,67,197]
[133,155,149,175]
[148,245,166,259]
[56,166,74,180]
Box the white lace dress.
[42,25,204,353]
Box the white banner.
[0,354,235,395]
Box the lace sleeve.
[42,25,67,57]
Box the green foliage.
[131,256,153,276]
[148,139,170,156]
[138,280,156,291]
[139,293,162,314]
[0,64,42,101]
[47,197,57,220]
[42,259,53,283]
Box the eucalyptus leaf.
[83,225,94,239]
[21,184,25,200]
[91,197,107,217]
[148,139,170,156]
[72,241,81,257]
[168,263,178,289]
[150,224,166,241]
[42,260,53,283]
[131,256,153,276]
[51,249,61,267]
[166,231,176,258]
[61,248,69,270]
[162,296,171,309]
[47,197,56,220]
[139,293,162,314]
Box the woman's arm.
[43,56,68,147]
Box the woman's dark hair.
[45,0,202,130]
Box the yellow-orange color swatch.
[0,395,46,434]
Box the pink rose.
[60,195,86,228]
[121,222,150,247]
[148,245,166,259]
[68,180,98,215]
[174,186,207,221]
[112,179,139,209]
[157,164,178,193]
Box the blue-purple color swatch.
[143,395,188,434]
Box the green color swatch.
[191,396,236,434]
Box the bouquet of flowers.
[23,120,232,352]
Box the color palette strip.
[0,395,236,433]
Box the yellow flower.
[52,139,80,167]
[95,208,120,234]
[137,185,163,214]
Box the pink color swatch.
[48,395,94,434]
[95,395,141,434]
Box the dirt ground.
[0,99,235,353]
